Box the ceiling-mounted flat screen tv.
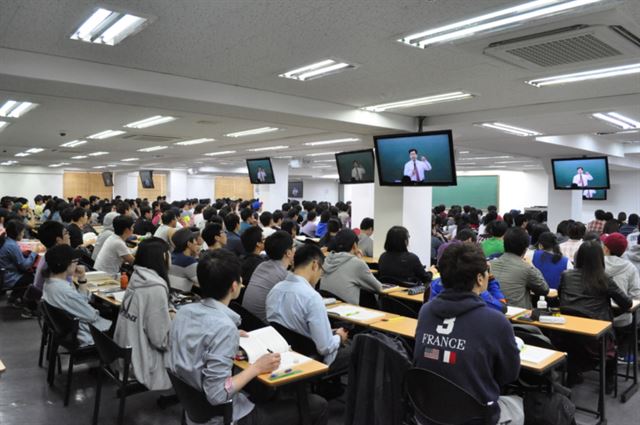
[139,170,154,189]
[335,149,375,184]
[551,156,610,191]
[246,158,275,184]
[101,171,113,187]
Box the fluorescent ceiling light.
[494,160,535,164]
[88,130,126,139]
[49,163,70,168]
[137,146,168,152]
[88,151,109,156]
[26,148,44,154]
[313,159,336,163]
[459,151,470,154]
[225,127,280,138]
[106,164,117,168]
[400,0,604,48]
[0,160,18,166]
[312,165,333,168]
[14,152,30,157]
[246,145,289,152]
[526,62,640,87]
[364,92,474,112]
[0,121,9,131]
[275,155,293,159]
[71,155,88,159]
[70,8,149,46]
[306,151,341,157]
[457,162,477,165]
[93,165,107,169]
[279,59,355,81]
[124,115,176,129]
[304,137,360,146]
[462,155,513,160]
[174,138,215,146]
[60,140,87,148]
[204,150,236,156]
[320,174,340,179]
[488,165,508,168]
[592,112,640,130]
[120,157,139,162]
[478,122,542,137]
[0,100,38,118]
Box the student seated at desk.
[154,211,178,251]
[167,249,328,425]
[169,228,202,293]
[223,213,245,257]
[201,223,227,252]
[531,232,572,290]
[42,245,111,346]
[481,220,507,258]
[320,229,382,305]
[115,237,175,391]
[357,217,374,258]
[133,206,157,236]
[601,233,640,329]
[558,241,631,391]
[490,228,549,309]
[266,244,350,373]
[414,242,523,425]
[239,226,266,288]
[94,215,135,276]
[378,226,430,285]
[0,220,40,306]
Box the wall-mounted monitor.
[335,149,375,184]
[246,158,275,184]
[139,170,154,189]
[374,130,457,186]
[583,189,607,200]
[551,156,610,190]
[101,171,114,187]
[288,181,303,198]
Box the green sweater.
[482,237,504,257]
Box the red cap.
[600,232,628,256]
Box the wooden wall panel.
[214,176,254,200]
[137,173,167,201]
[63,172,113,200]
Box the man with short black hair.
[490,228,549,309]
[621,213,639,238]
[271,210,284,230]
[259,211,275,238]
[242,231,294,322]
[239,208,256,235]
[134,206,156,235]
[94,215,135,275]
[357,217,374,257]
[154,210,178,250]
[224,213,244,256]
[267,244,350,371]
[587,209,607,234]
[300,211,318,237]
[240,226,266,288]
[167,249,328,425]
[481,220,508,258]
[169,228,201,292]
[68,207,89,249]
[414,243,523,425]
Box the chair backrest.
[318,288,344,302]
[512,324,555,350]
[41,301,80,350]
[405,367,495,425]
[269,322,319,359]
[89,325,132,365]
[167,369,232,424]
[229,301,267,331]
[359,289,379,309]
[378,275,419,288]
[379,296,418,319]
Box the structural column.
[543,160,583,231]
[255,159,289,212]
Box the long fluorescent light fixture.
[363,92,474,112]
[246,145,289,152]
[0,121,9,131]
[205,150,236,156]
[71,155,88,159]
[137,146,168,152]
[124,115,176,129]
[526,62,640,87]
[60,140,87,148]
[399,0,605,48]
[88,130,126,139]
[15,152,30,157]
[1,160,18,166]
[70,8,149,46]
[26,148,44,154]
[93,165,107,169]
[306,151,341,157]
[462,155,513,160]
[0,100,38,118]
[174,138,215,146]
[279,59,355,81]
[478,122,542,137]
[225,127,280,138]
[592,112,640,130]
[304,138,360,146]
[88,151,109,156]
[120,157,139,162]
[49,163,70,168]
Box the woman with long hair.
[532,232,572,290]
[114,237,175,390]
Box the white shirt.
[403,159,432,182]
[572,173,593,187]
[257,170,267,182]
[351,166,366,181]
[94,234,131,275]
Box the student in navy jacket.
[414,242,523,425]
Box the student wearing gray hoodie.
[624,238,640,275]
[114,237,175,391]
[319,229,382,305]
[602,233,640,328]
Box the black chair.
[379,296,418,319]
[89,325,147,425]
[405,367,496,425]
[40,301,98,406]
[359,289,379,309]
[229,301,267,331]
[269,322,319,359]
[167,369,233,425]
[378,275,419,288]
[38,301,52,368]
[318,288,343,302]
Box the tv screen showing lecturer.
[551,156,609,191]
[403,148,432,182]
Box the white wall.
[187,175,215,200]
[0,166,63,205]
[113,172,138,199]
[289,178,340,204]
[168,170,188,201]
[581,170,640,222]
[343,183,374,229]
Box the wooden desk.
[325,302,396,326]
[88,283,123,307]
[362,256,378,265]
[370,316,566,374]
[388,289,425,304]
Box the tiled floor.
[1,299,638,425]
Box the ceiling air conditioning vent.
[120,134,180,143]
[484,25,640,69]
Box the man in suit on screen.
[403,148,432,182]
[572,167,594,198]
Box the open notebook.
[239,326,312,373]
[326,305,385,322]
[520,345,557,364]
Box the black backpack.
[524,391,576,425]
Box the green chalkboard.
[432,175,499,209]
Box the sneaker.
[20,308,38,319]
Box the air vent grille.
[506,34,622,67]
[121,134,180,143]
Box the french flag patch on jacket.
[443,350,457,364]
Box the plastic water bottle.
[537,296,547,310]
